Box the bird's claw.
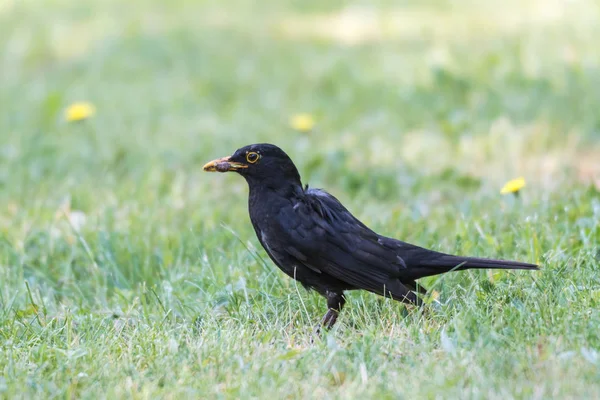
[310,325,323,344]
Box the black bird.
[204,143,538,329]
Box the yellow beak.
[203,156,248,172]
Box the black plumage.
[204,143,538,329]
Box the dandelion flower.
[500,177,526,195]
[290,113,315,132]
[65,102,96,122]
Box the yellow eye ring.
[246,151,260,164]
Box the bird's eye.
[246,152,260,164]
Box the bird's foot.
[321,308,339,330]
[310,325,323,344]
[310,309,338,343]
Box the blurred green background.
[1,0,599,398]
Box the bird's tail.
[419,254,539,275]
[427,254,538,270]
[387,241,539,280]
[404,249,539,279]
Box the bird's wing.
[271,188,536,296]
[275,188,410,297]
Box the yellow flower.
[65,102,96,122]
[290,113,315,132]
[500,177,526,195]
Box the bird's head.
[203,143,302,187]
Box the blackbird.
[204,143,538,329]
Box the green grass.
[1,0,600,397]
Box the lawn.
[1,0,600,398]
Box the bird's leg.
[321,291,346,329]
[313,292,345,339]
